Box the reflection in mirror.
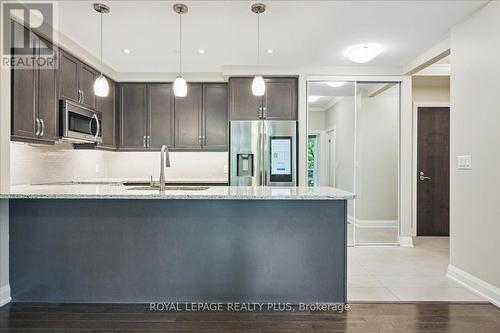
[308,81,356,245]
[355,82,400,245]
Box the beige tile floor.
[347,237,488,302]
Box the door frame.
[412,102,450,237]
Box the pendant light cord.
[179,13,182,76]
[100,11,103,76]
[257,12,260,71]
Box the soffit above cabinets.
[57,0,486,73]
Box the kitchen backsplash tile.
[11,142,228,185]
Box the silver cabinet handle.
[147,136,151,147]
[77,90,81,103]
[81,90,85,104]
[262,106,267,119]
[39,118,44,137]
[35,118,40,136]
[143,136,147,148]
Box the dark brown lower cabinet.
[11,21,58,144]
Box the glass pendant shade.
[252,75,265,96]
[174,76,188,97]
[94,74,109,97]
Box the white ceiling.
[57,0,485,73]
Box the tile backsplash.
[10,142,108,185]
[10,142,229,185]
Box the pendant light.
[251,3,266,96]
[93,3,110,97]
[173,4,188,97]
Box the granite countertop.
[1,184,355,200]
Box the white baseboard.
[347,215,398,228]
[0,284,11,308]
[398,236,414,247]
[447,264,500,307]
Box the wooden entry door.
[417,107,450,236]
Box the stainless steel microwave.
[60,99,102,143]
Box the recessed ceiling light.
[345,44,382,63]
[308,96,320,103]
[198,49,206,54]
[326,82,346,88]
[266,49,274,54]
[122,49,131,54]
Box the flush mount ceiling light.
[122,49,131,54]
[251,3,266,96]
[266,49,274,54]
[345,44,382,63]
[308,96,320,103]
[93,3,110,97]
[326,81,346,88]
[198,49,206,54]
[173,4,188,97]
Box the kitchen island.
[2,185,354,304]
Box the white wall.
[308,111,326,132]
[449,0,500,298]
[356,92,399,221]
[412,76,450,103]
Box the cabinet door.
[79,64,98,109]
[59,50,80,102]
[36,35,58,141]
[229,77,262,120]
[264,78,297,120]
[174,83,202,149]
[11,22,37,139]
[203,83,228,150]
[148,84,174,149]
[96,78,116,148]
[120,84,147,149]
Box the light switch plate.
[457,155,472,170]
[223,165,229,174]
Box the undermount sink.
[127,186,210,191]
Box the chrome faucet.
[159,145,170,191]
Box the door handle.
[419,171,431,181]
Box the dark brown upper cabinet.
[174,83,203,150]
[148,84,174,149]
[118,82,228,151]
[11,21,58,144]
[59,49,98,109]
[119,83,147,150]
[96,78,116,149]
[119,83,175,150]
[203,83,228,150]
[229,77,298,121]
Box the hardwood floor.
[1,303,500,332]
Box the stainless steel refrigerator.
[230,120,297,186]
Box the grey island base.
[7,186,352,304]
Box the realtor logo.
[1,1,58,69]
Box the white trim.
[412,102,451,236]
[348,216,398,228]
[0,284,11,308]
[447,265,500,307]
[398,236,414,247]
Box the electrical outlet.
[223,165,229,174]
[457,155,472,170]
